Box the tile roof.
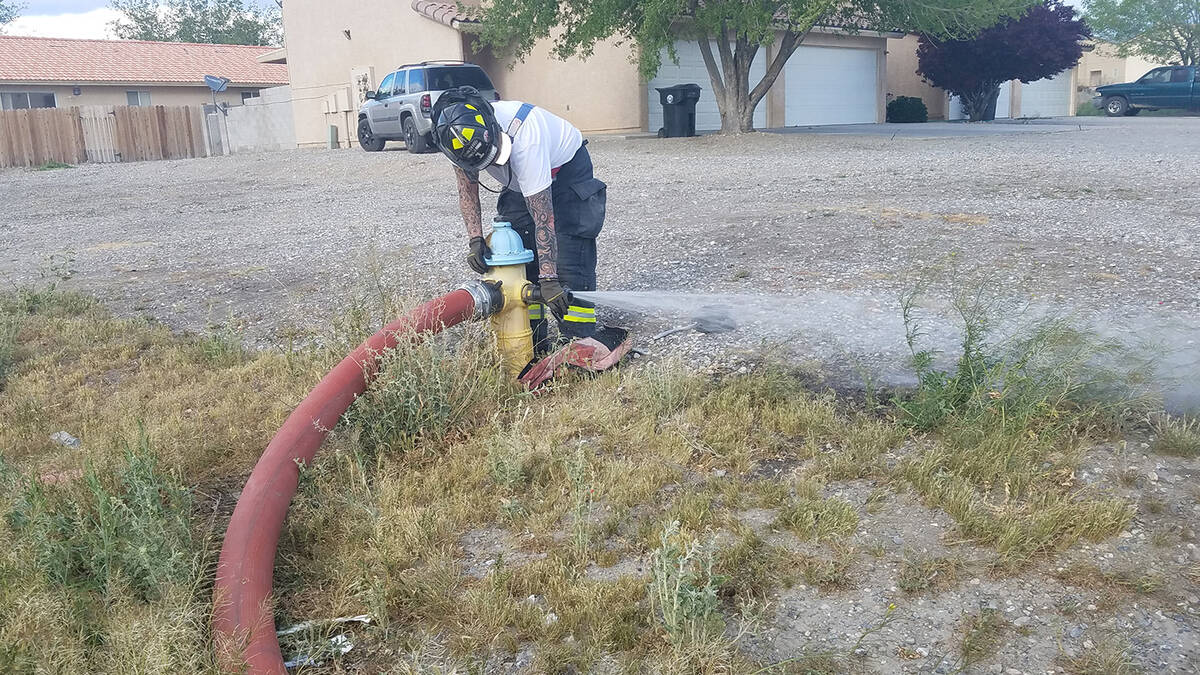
[0,35,289,86]
[411,0,479,29]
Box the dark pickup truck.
[1094,65,1200,116]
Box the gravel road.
[2,116,1198,401]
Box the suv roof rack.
[396,59,473,69]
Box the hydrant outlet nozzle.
[458,279,505,320]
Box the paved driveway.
[767,116,1134,137]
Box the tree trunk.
[963,84,1001,122]
[697,30,803,134]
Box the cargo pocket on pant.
[557,178,606,239]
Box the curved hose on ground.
[213,289,477,674]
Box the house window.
[241,91,261,103]
[126,91,152,106]
[1,92,57,110]
[1088,70,1101,87]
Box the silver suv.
[357,61,497,153]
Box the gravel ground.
[3,116,1200,672]
[2,116,1197,404]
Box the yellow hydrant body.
[483,222,535,378]
[484,263,532,377]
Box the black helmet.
[432,86,505,172]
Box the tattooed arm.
[525,188,557,278]
[455,167,483,239]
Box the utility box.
[655,84,702,138]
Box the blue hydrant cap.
[485,221,534,265]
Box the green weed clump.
[7,431,196,601]
[1152,415,1200,457]
[0,435,215,673]
[648,520,725,647]
[775,494,859,541]
[894,290,1143,568]
[345,324,508,457]
[0,315,17,387]
[33,160,74,171]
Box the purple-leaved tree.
[917,1,1090,121]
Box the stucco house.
[0,36,288,111]
[885,36,1166,120]
[278,0,903,147]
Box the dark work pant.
[496,142,606,350]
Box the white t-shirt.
[485,101,583,196]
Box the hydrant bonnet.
[486,221,535,266]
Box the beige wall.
[474,36,643,134]
[281,0,465,147]
[885,35,946,120]
[0,83,261,108]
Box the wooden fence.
[0,105,209,168]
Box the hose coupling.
[458,279,505,320]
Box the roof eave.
[257,47,287,64]
[804,25,905,39]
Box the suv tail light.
[421,93,431,115]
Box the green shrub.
[887,96,928,123]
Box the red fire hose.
[213,289,477,673]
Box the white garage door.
[784,45,879,126]
[1019,71,1072,117]
[647,40,766,133]
[948,81,1013,120]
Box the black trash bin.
[656,84,702,138]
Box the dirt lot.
[3,116,1198,403]
[2,116,1199,673]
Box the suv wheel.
[403,116,431,154]
[358,118,385,152]
[1104,97,1129,117]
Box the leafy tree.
[109,0,282,46]
[0,1,22,30]
[1085,0,1200,66]
[917,1,1090,121]
[471,0,1037,134]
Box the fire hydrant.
[482,221,534,376]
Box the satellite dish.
[204,75,231,92]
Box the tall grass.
[8,430,197,600]
[1,432,216,672]
[343,323,509,460]
[894,291,1145,568]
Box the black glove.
[530,277,571,321]
[466,236,491,274]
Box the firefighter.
[431,86,605,353]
